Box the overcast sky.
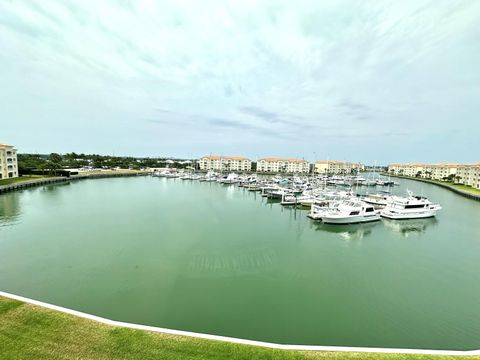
[1,0,479,164]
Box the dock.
[0,171,148,195]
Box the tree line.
[18,153,194,176]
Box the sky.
[0,0,479,164]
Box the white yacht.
[320,200,380,224]
[308,200,341,220]
[164,171,179,178]
[363,193,392,208]
[220,173,239,184]
[201,170,218,182]
[380,191,442,220]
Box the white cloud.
[0,0,479,162]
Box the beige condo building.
[199,156,252,172]
[256,158,310,173]
[315,160,364,174]
[388,162,480,189]
[456,164,480,189]
[388,163,458,179]
[0,144,18,179]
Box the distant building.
[0,144,18,179]
[447,164,480,189]
[388,163,459,180]
[199,156,252,172]
[315,160,364,174]
[388,162,480,189]
[256,158,309,173]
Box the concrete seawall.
[0,172,148,194]
[386,173,480,201]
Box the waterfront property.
[256,158,310,173]
[1,176,480,350]
[315,160,364,174]
[199,156,252,172]
[4,296,473,360]
[457,164,480,189]
[388,162,480,190]
[0,144,18,179]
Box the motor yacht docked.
[307,200,342,220]
[380,190,442,220]
[220,173,239,184]
[320,200,381,224]
[201,171,218,182]
[363,193,392,208]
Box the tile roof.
[389,162,479,167]
[258,158,307,163]
[201,156,249,160]
[315,160,360,164]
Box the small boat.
[320,200,381,224]
[307,200,341,220]
[280,194,298,205]
[363,193,392,208]
[201,170,218,182]
[380,190,442,220]
[164,172,179,178]
[221,173,239,184]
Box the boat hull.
[380,210,437,220]
[321,214,380,224]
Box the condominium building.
[315,160,364,174]
[388,164,425,177]
[199,156,252,172]
[388,163,458,180]
[256,158,310,173]
[457,164,480,189]
[0,144,18,179]
[388,162,480,189]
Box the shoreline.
[0,290,478,357]
[0,171,148,194]
[383,173,480,201]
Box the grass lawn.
[441,182,480,195]
[420,180,480,196]
[0,175,48,186]
[0,296,477,360]
[386,174,480,197]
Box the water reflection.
[382,218,438,237]
[39,182,70,193]
[312,221,378,240]
[186,246,279,278]
[0,193,21,227]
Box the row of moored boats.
[153,170,442,224]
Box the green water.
[1,176,480,350]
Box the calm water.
[1,176,480,350]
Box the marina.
[1,175,480,350]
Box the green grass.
[0,175,48,186]
[413,179,480,196]
[438,182,480,195]
[0,296,478,360]
[386,174,480,197]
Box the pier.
[0,171,148,194]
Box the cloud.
[238,106,315,130]
[0,0,479,162]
